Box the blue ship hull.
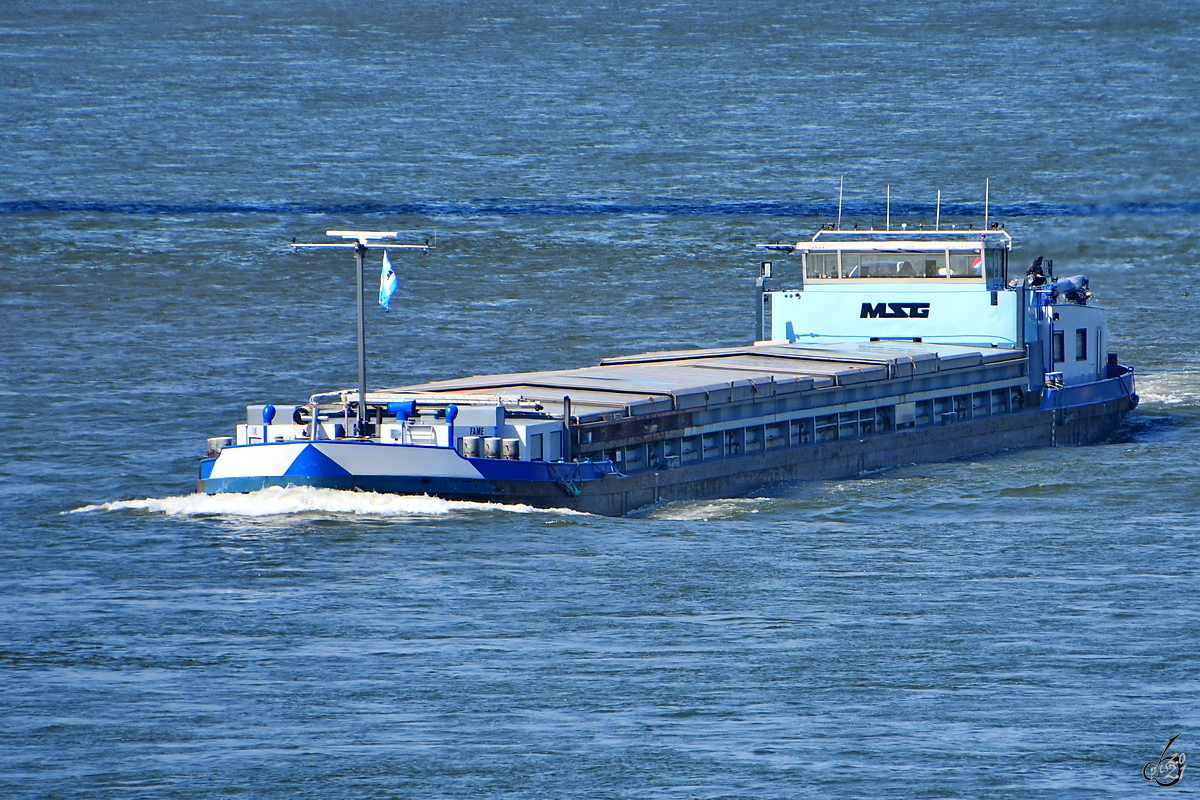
[199,370,1135,516]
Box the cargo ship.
[197,227,1137,515]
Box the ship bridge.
[756,229,1020,348]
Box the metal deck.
[386,340,1026,422]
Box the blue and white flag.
[378,250,398,312]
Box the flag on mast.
[378,250,398,312]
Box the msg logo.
[860,302,931,319]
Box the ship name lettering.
[860,302,931,319]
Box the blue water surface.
[1,1,1198,797]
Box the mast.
[354,240,367,432]
[292,231,430,436]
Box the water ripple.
[6,198,1200,218]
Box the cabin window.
[806,250,994,279]
[530,433,543,461]
[919,254,947,277]
[841,252,863,278]
[842,251,923,279]
[1075,328,1088,361]
[948,252,982,278]
[805,252,839,279]
[1053,331,1065,363]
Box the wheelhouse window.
[1053,331,1065,363]
[802,249,994,279]
[841,252,924,278]
[947,253,981,277]
[805,252,838,279]
[1075,328,1088,361]
[919,254,947,277]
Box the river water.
[2,2,1199,797]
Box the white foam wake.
[1136,371,1200,407]
[70,485,579,518]
[635,496,767,521]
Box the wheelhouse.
[797,229,1011,291]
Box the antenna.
[837,175,844,230]
[984,178,990,229]
[886,184,891,231]
[292,231,431,436]
[935,190,941,231]
[328,230,396,241]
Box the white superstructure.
[758,228,1108,387]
